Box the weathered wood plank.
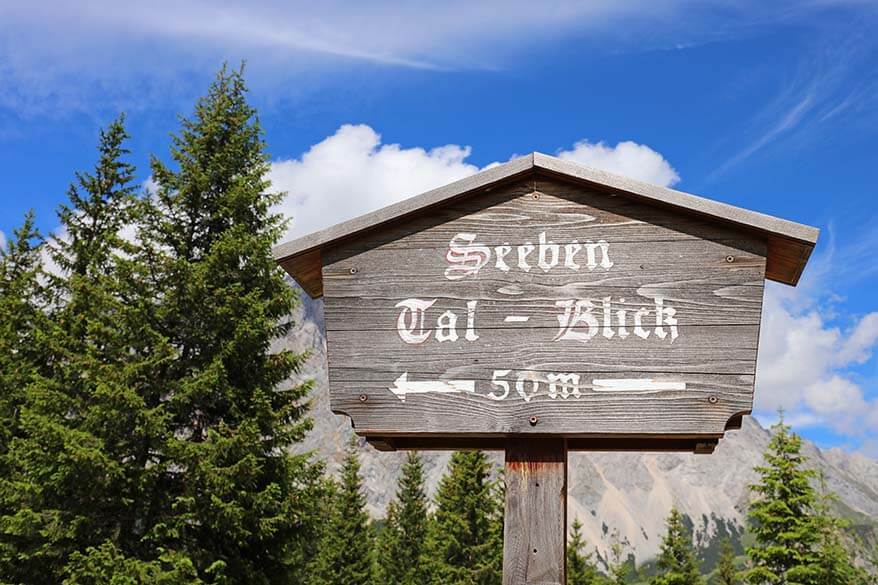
[325,227,767,271]
[326,324,760,376]
[328,372,752,436]
[321,179,767,260]
[503,439,567,585]
[325,271,765,300]
[323,284,764,330]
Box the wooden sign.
[275,153,818,454]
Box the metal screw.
[725,255,735,263]
[359,394,368,402]
[350,267,358,274]
[532,193,540,200]
[529,415,539,426]
[708,395,718,404]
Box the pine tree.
[745,415,821,584]
[428,451,503,585]
[375,452,430,585]
[651,508,703,585]
[606,529,632,585]
[812,474,867,585]
[0,213,43,466]
[567,518,600,585]
[0,117,170,583]
[713,538,738,585]
[140,63,323,583]
[0,215,47,581]
[308,439,374,585]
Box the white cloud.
[1,1,873,115]
[0,230,6,251]
[270,124,481,239]
[557,140,680,187]
[270,125,681,239]
[755,280,878,437]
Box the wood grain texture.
[327,324,760,375]
[318,174,768,448]
[503,439,567,585]
[321,180,763,259]
[273,153,817,297]
[324,287,763,330]
[329,373,752,436]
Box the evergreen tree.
[812,474,867,585]
[375,452,430,585]
[0,214,47,581]
[0,213,43,467]
[567,518,600,585]
[141,63,322,583]
[428,451,503,585]
[308,439,374,585]
[713,538,738,585]
[0,118,169,583]
[651,508,703,585]
[606,529,631,585]
[1,66,323,584]
[745,415,821,584]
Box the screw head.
[708,395,718,404]
[529,415,539,426]
[725,255,735,263]
[350,267,358,274]
[532,192,540,200]
[359,394,368,402]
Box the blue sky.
[1,1,877,454]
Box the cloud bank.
[269,124,680,238]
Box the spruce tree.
[567,518,600,585]
[745,416,821,584]
[0,118,168,583]
[375,452,430,585]
[308,439,374,585]
[428,451,503,585]
[651,508,703,585]
[812,474,867,585]
[713,538,738,585]
[140,63,322,583]
[606,529,631,585]
[0,215,46,580]
[0,213,43,466]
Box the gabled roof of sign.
[274,152,819,298]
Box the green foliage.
[375,452,430,585]
[651,508,703,585]
[745,416,822,584]
[0,213,43,464]
[308,439,374,585]
[568,518,601,585]
[605,529,632,585]
[712,538,738,585]
[427,451,503,585]
[0,116,156,584]
[0,65,322,584]
[811,475,868,585]
[63,541,202,585]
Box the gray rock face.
[281,280,878,563]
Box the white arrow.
[389,372,476,402]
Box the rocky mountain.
[281,280,878,565]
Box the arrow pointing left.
[389,372,476,402]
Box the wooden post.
[503,438,568,585]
